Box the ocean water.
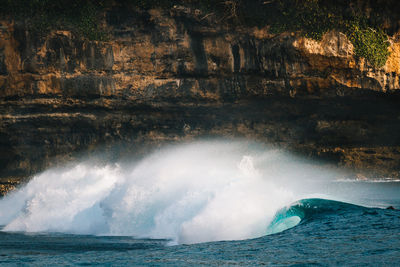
[0,141,399,266]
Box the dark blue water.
[1,183,399,266]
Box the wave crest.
[266,198,370,235]
[0,141,342,244]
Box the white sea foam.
[0,140,341,244]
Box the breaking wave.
[0,141,345,244]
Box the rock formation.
[1,6,400,195]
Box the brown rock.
[0,9,400,194]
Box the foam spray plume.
[0,141,340,244]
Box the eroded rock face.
[1,8,400,194]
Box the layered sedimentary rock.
[1,7,400,194]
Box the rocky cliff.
[1,5,400,195]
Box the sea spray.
[0,141,340,244]
[0,164,119,234]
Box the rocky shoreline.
[1,5,400,195]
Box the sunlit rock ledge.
[1,8,400,195]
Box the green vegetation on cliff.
[0,0,108,40]
[346,20,390,68]
[0,0,395,67]
[263,0,391,68]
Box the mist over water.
[0,140,378,244]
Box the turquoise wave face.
[266,198,369,235]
